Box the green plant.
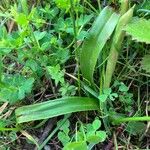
[1,0,150,149]
[80,6,120,85]
[47,65,77,96]
[0,74,34,103]
[15,97,99,123]
[125,18,150,43]
[14,6,121,131]
[98,88,118,102]
[14,1,150,128]
[13,0,150,130]
[57,117,107,150]
[104,3,134,88]
[124,17,150,74]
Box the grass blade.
[21,130,39,148]
[15,97,99,123]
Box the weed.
[57,117,107,150]
[0,0,150,149]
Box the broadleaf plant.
[125,18,150,43]
[0,74,34,104]
[15,6,120,123]
[57,117,107,150]
[1,0,150,149]
[124,14,150,75]
[14,3,144,128]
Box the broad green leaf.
[141,55,150,73]
[11,5,29,27]
[109,93,118,101]
[87,135,103,144]
[87,131,107,143]
[15,97,99,123]
[77,14,93,26]
[103,88,112,95]
[64,141,87,150]
[92,119,101,131]
[80,7,119,84]
[86,124,93,133]
[125,18,150,44]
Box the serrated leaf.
[21,78,35,94]
[47,64,64,85]
[15,97,99,123]
[18,88,25,100]
[80,7,119,84]
[0,75,34,103]
[125,18,150,44]
[141,55,150,73]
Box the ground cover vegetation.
[0,0,150,149]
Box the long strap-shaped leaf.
[15,97,99,123]
[104,6,134,88]
[80,7,120,84]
